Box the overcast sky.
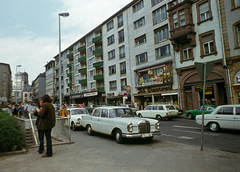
[0,0,131,85]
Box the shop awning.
[161,92,178,96]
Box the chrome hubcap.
[210,123,217,131]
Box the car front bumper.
[122,131,161,138]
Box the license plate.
[142,133,153,138]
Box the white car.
[81,106,160,144]
[136,104,178,120]
[67,108,89,131]
[195,105,240,132]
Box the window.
[200,2,210,21]
[236,107,240,115]
[196,0,212,25]
[101,109,108,118]
[107,20,114,31]
[237,24,240,46]
[121,78,127,91]
[199,30,216,57]
[88,34,93,42]
[118,30,124,43]
[173,13,178,28]
[118,14,123,28]
[134,17,145,29]
[90,82,95,89]
[217,107,234,115]
[88,58,95,65]
[158,106,164,110]
[146,106,151,110]
[152,0,163,6]
[108,35,115,45]
[120,62,126,75]
[182,42,192,60]
[203,34,214,55]
[109,80,117,91]
[154,26,169,43]
[119,46,125,59]
[108,50,115,60]
[89,70,95,77]
[93,109,101,117]
[88,46,94,56]
[178,0,183,3]
[234,0,240,7]
[136,52,148,65]
[156,44,170,59]
[133,0,144,12]
[135,35,146,46]
[109,65,116,75]
[179,10,185,26]
[153,5,167,25]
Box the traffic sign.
[195,62,215,81]
[126,85,131,92]
[123,92,128,97]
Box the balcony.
[79,79,87,84]
[67,63,73,68]
[68,83,73,87]
[78,56,86,63]
[92,35,102,43]
[97,87,105,92]
[78,46,86,52]
[67,53,73,58]
[67,73,72,77]
[94,74,104,80]
[93,48,103,55]
[79,68,86,73]
[93,61,103,68]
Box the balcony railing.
[79,79,87,84]
[67,73,72,77]
[68,83,73,87]
[78,46,86,52]
[79,68,86,73]
[67,53,73,58]
[93,61,103,68]
[93,48,103,55]
[94,74,104,80]
[92,35,102,43]
[78,56,86,63]
[67,63,73,68]
[97,87,105,92]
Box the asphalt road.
[69,115,240,154]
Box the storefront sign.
[70,94,84,99]
[107,93,115,97]
[234,71,240,83]
[84,92,98,97]
[234,85,240,91]
[137,63,172,87]
[138,85,172,94]
[195,85,213,91]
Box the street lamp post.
[16,65,21,104]
[58,12,69,106]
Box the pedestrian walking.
[57,104,69,117]
[33,98,44,154]
[18,104,23,118]
[36,94,56,157]
[12,104,18,117]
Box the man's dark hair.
[42,94,52,103]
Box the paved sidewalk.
[0,140,240,172]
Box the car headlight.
[127,123,133,132]
[155,122,160,130]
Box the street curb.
[27,141,75,148]
[0,148,27,156]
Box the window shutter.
[202,34,213,43]
[200,2,209,14]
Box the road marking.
[173,129,219,136]
[172,125,200,130]
[178,136,194,139]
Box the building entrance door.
[186,93,193,110]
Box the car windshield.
[109,108,134,118]
[71,109,88,115]
[166,106,175,110]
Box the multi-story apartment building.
[22,84,32,103]
[219,0,240,104]
[45,60,55,98]
[167,0,231,111]
[32,72,46,103]
[0,63,12,104]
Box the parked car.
[195,105,240,132]
[81,106,160,144]
[66,108,89,131]
[121,104,137,115]
[136,104,178,120]
[185,105,216,119]
[23,105,37,118]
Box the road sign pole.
[200,63,207,151]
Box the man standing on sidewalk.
[36,94,56,157]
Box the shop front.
[106,93,132,106]
[134,62,179,110]
[233,71,240,104]
[178,62,229,111]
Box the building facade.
[32,73,46,103]
[0,63,12,104]
[45,60,55,99]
